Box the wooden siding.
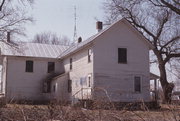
[63,45,94,100]
[5,57,64,101]
[93,21,151,102]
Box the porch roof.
[150,72,160,80]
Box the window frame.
[88,49,92,63]
[43,81,51,93]
[68,79,72,93]
[25,60,33,72]
[118,48,127,64]
[47,62,55,73]
[88,74,92,87]
[134,76,142,93]
[70,58,72,70]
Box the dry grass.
[0,103,179,121]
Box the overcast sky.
[24,0,105,42]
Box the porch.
[150,73,160,102]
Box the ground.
[0,104,179,121]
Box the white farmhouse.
[0,18,156,104]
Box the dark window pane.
[48,62,55,73]
[134,76,141,92]
[118,48,127,63]
[43,82,51,93]
[47,81,51,93]
[70,58,72,70]
[26,60,33,72]
[68,80,72,93]
[53,85,56,92]
[88,49,92,63]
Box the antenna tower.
[73,6,77,43]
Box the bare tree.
[32,31,70,46]
[148,0,180,15]
[104,0,180,102]
[0,0,33,41]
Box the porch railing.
[72,87,92,105]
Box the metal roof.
[150,73,160,80]
[58,18,154,59]
[0,42,69,59]
[58,35,96,58]
[58,20,114,59]
[0,18,154,59]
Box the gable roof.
[58,18,154,59]
[0,42,69,59]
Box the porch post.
[154,79,157,101]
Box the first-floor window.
[26,60,33,72]
[134,76,141,93]
[43,81,51,93]
[68,80,72,93]
[88,74,92,87]
[70,58,72,70]
[53,85,56,92]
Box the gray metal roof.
[0,42,69,59]
[58,35,96,58]
[0,18,153,59]
[57,19,119,59]
[58,18,154,59]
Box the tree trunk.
[158,61,174,103]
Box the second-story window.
[25,60,33,72]
[70,58,72,70]
[48,62,55,73]
[118,48,127,63]
[88,49,92,63]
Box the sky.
[24,0,105,42]
[18,0,179,87]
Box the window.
[53,85,56,92]
[43,81,51,93]
[68,80,72,93]
[48,62,55,73]
[88,74,91,87]
[88,49,92,63]
[118,48,127,63]
[70,58,72,70]
[26,60,33,72]
[80,77,87,86]
[134,76,141,93]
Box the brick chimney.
[78,37,82,43]
[96,21,103,32]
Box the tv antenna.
[73,6,77,43]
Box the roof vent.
[96,21,103,32]
[78,37,82,43]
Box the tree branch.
[156,11,169,40]
[0,0,6,11]
[149,0,167,7]
[164,53,180,63]
[160,36,180,51]
[160,0,180,15]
